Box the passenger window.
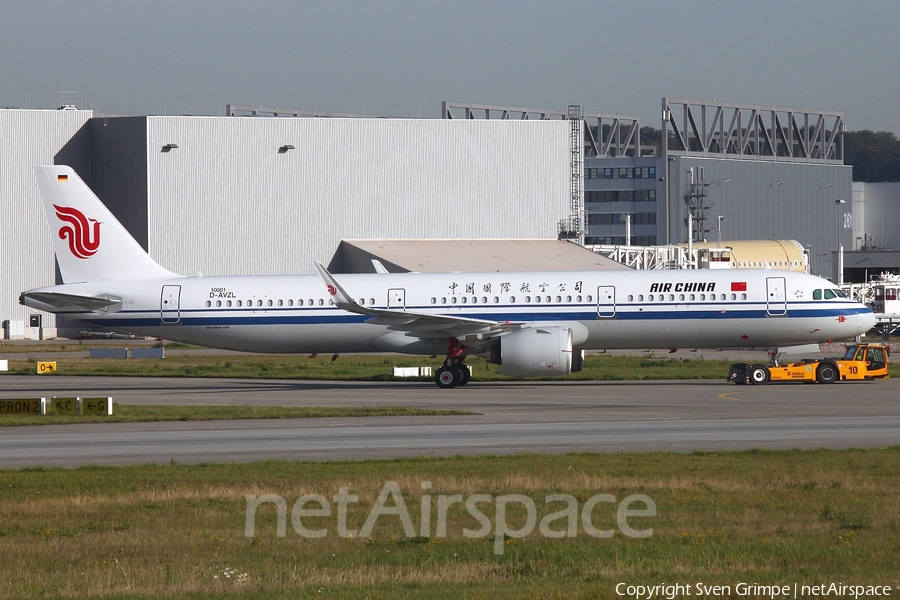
[277,299,283,307]
[628,295,634,302]
[226,300,232,307]
[318,299,324,306]
[510,296,516,303]
[451,297,457,304]
[440,297,447,304]
[679,294,685,301]
[216,300,222,307]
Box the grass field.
[1,348,736,382]
[1,449,899,599]
[2,343,896,597]
[0,404,476,427]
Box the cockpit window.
[815,289,848,300]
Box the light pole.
[717,216,724,249]
[835,199,846,284]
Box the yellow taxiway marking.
[718,390,762,400]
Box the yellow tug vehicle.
[728,343,890,385]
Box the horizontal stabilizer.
[19,291,121,312]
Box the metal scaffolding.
[662,98,844,163]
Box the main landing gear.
[435,337,470,388]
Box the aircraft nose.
[854,308,876,334]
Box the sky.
[1,0,898,133]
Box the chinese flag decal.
[731,282,747,292]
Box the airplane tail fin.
[33,165,177,283]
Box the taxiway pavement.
[2,376,899,467]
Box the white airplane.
[21,165,875,388]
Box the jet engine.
[484,326,583,377]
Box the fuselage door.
[597,286,616,318]
[766,277,787,316]
[388,288,406,310]
[161,285,182,324]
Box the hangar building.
[1,108,570,332]
[3,97,899,338]
[446,100,857,282]
[0,109,92,337]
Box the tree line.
[843,130,900,182]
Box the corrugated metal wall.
[144,117,570,276]
[667,157,853,278]
[0,109,92,330]
[854,182,900,251]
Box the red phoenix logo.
[54,205,101,259]
[326,285,337,296]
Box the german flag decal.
[731,281,747,292]
[57,174,68,181]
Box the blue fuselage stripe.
[68,303,872,328]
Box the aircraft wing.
[20,291,121,312]
[314,263,519,341]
